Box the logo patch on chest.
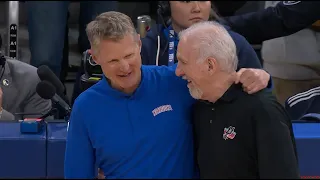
[223,126,237,140]
[152,105,173,117]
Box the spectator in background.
[224,1,320,45]
[0,36,51,120]
[261,1,320,105]
[0,58,52,120]
[26,1,118,82]
[141,1,271,94]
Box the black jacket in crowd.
[225,1,320,44]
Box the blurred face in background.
[91,34,142,94]
[169,1,212,32]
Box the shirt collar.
[199,83,244,105]
[218,83,244,102]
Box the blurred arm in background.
[224,1,320,44]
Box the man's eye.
[109,59,118,63]
[124,54,134,59]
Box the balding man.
[175,21,300,179]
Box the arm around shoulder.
[253,96,300,178]
[64,98,96,178]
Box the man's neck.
[206,72,237,103]
[121,84,140,94]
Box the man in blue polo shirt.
[64,11,269,179]
[64,11,195,179]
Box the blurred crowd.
[0,1,319,121]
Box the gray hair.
[86,11,138,54]
[179,21,238,72]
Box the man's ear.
[206,57,217,75]
[89,49,100,65]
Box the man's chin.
[190,93,200,100]
[188,87,203,100]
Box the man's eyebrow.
[177,54,187,62]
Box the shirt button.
[209,120,212,124]
[211,108,215,111]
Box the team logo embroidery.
[283,1,301,5]
[152,105,173,116]
[223,126,237,140]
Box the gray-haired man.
[175,21,300,179]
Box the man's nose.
[175,65,184,77]
[119,60,130,72]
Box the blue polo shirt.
[64,65,196,178]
